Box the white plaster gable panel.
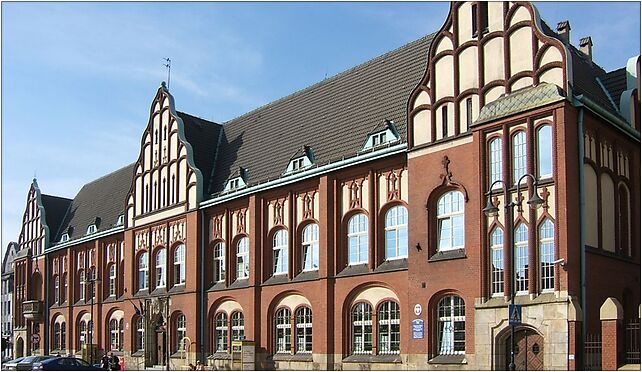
[275,294,311,311]
[18,181,49,256]
[169,219,186,246]
[216,300,243,315]
[127,83,204,227]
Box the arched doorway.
[16,337,24,358]
[501,327,544,370]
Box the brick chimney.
[556,20,571,45]
[580,36,593,61]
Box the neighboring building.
[10,2,640,370]
[2,242,18,361]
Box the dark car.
[15,356,55,371]
[33,357,103,371]
[1,357,25,371]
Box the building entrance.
[504,328,544,370]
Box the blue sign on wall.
[412,319,424,339]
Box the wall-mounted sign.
[414,304,422,316]
[412,319,424,339]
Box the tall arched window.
[351,303,372,354]
[512,131,527,184]
[489,138,503,187]
[155,248,166,288]
[437,191,465,251]
[514,223,529,293]
[236,238,249,280]
[108,264,117,297]
[301,224,319,271]
[273,230,288,275]
[62,274,68,303]
[539,219,555,291]
[138,252,149,291]
[295,307,312,353]
[79,270,86,301]
[61,322,66,350]
[135,316,144,352]
[110,319,119,351]
[537,125,553,178]
[173,244,185,285]
[377,301,400,354]
[348,214,369,265]
[54,276,60,304]
[79,320,87,349]
[53,323,61,350]
[231,312,244,341]
[119,319,124,351]
[89,267,96,299]
[275,308,291,353]
[385,206,408,259]
[437,295,465,355]
[213,242,225,283]
[175,314,186,352]
[215,313,228,353]
[490,227,504,296]
[618,184,631,256]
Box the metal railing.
[584,333,602,370]
[625,319,641,364]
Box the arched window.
[53,323,61,350]
[273,230,289,275]
[231,311,244,341]
[110,319,119,351]
[135,316,144,352]
[537,125,553,178]
[275,308,291,353]
[437,295,465,355]
[437,191,465,251]
[61,322,66,350]
[301,224,319,271]
[138,252,149,291]
[490,227,504,296]
[489,138,503,186]
[377,301,400,354]
[173,244,185,285]
[119,319,124,351]
[514,223,529,293]
[618,185,631,256]
[385,206,408,259]
[89,267,96,299]
[236,238,249,280]
[79,320,87,349]
[78,270,86,301]
[351,303,372,354]
[215,313,228,353]
[348,214,369,265]
[512,131,527,184]
[213,242,225,283]
[62,274,67,303]
[539,219,555,291]
[295,307,312,353]
[176,314,186,352]
[108,264,117,297]
[155,248,166,288]
[54,276,60,304]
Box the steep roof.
[40,194,72,242]
[208,33,434,194]
[177,111,223,193]
[600,68,628,109]
[2,242,18,275]
[53,164,135,242]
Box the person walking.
[109,353,120,371]
[100,354,110,370]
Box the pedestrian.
[110,352,120,371]
[195,360,205,371]
[188,363,195,371]
[100,354,110,370]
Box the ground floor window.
[295,307,312,353]
[215,313,228,352]
[377,301,400,354]
[437,295,465,355]
[351,303,372,354]
[275,308,291,353]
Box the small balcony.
[23,300,43,321]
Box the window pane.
[513,131,527,184]
[490,228,504,295]
[514,224,529,292]
[489,138,503,186]
[537,125,553,178]
[540,219,555,291]
[348,214,368,265]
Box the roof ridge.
[177,111,222,126]
[76,162,136,192]
[41,194,73,202]
[223,32,437,125]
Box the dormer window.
[223,167,248,193]
[292,158,305,171]
[285,146,315,175]
[86,225,97,235]
[61,234,69,243]
[361,120,400,152]
[116,215,125,226]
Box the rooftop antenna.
[163,58,171,89]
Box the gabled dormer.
[85,217,101,235]
[361,120,400,152]
[284,145,315,174]
[223,167,248,193]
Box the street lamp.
[85,269,101,366]
[482,173,543,371]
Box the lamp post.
[85,269,101,366]
[482,173,543,371]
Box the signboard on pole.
[508,304,522,325]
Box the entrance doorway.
[16,337,23,358]
[504,328,544,370]
[147,314,167,367]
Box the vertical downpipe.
[199,209,206,364]
[577,107,587,368]
[43,254,49,355]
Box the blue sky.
[1,2,640,251]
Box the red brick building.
[9,2,640,370]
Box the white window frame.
[301,224,319,272]
[384,206,408,260]
[272,229,288,275]
[514,224,529,294]
[116,215,125,226]
[489,138,503,188]
[108,264,116,297]
[79,270,86,301]
[61,233,69,243]
[351,302,372,355]
[437,295,465,355]
[539,219,555,292]
[176,314,186,352]
[512,131,527,185]
[285,155,313,174]
[173,244,186,286]
[490,227,504,297]
[155,248,166,288]
[348,214,369,265]
[437,191,465,251]
[139,252,149,291]
[377,301,400,355]
[213,242,226,283]
[54,276,60,304]
[86,225,97,235]
[231,311,244,341]
[224,177,247,193]
[110,319,119,351]
[135,316,144,352]
[275,308,292,354]
[215,312,228,353]
[236,238,249,280]
[537,125,553,179]
[295,307,312,353]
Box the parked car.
[15,356,54,371]
[32,357,103,371]
[1,357,25,371]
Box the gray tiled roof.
[208,33,434,194]
[2,242,18,275]
[600,68,628,109]
[53,164,135,242]
[41,194,72,242]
